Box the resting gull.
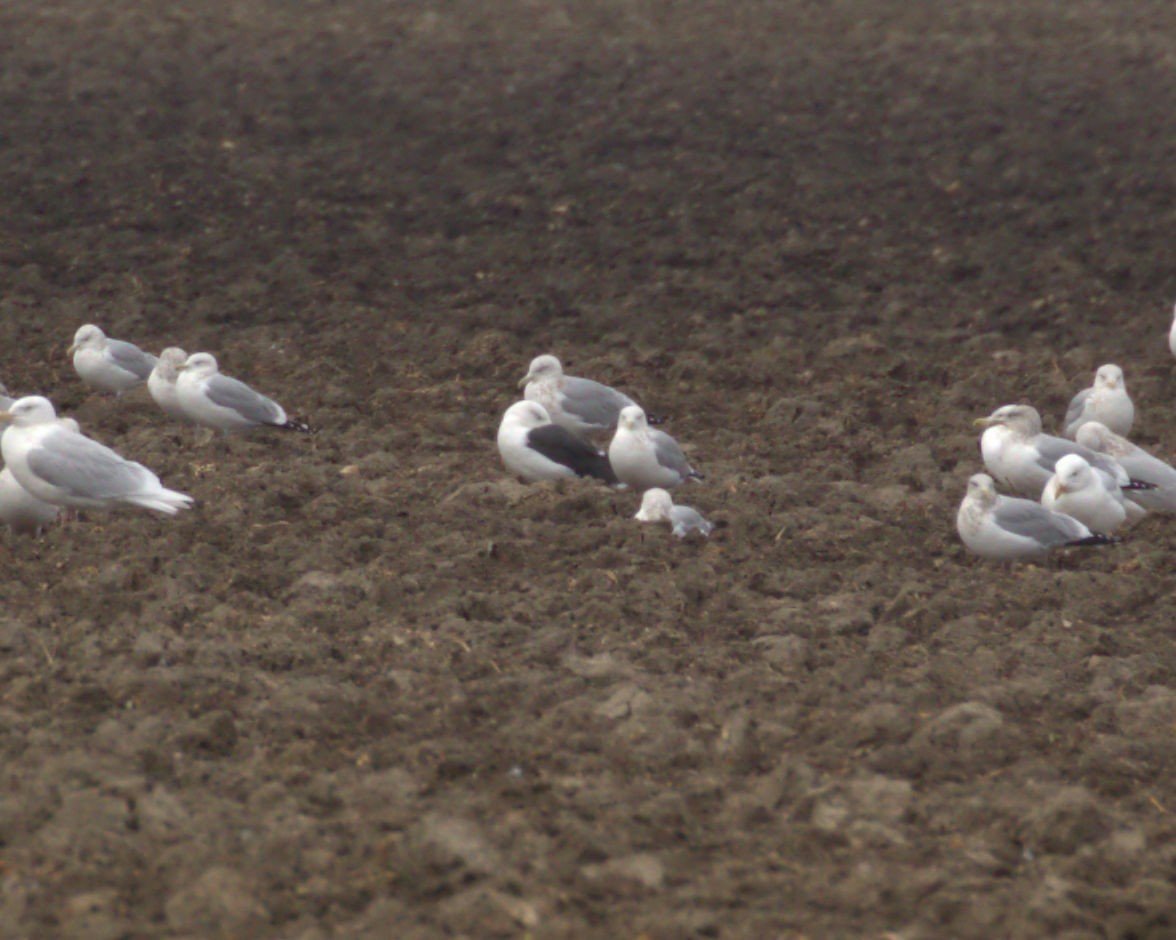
[956,473,1120,562]
[609,405,701,491]
[1062,364,1134,439]
[497,400,618,484]
[69,324,158,394]
[634,487,713,538]
[520,354,656,439]
[1041,454,1129,533]
[176,353,311,435]
[0,396,192,513]
[0,468,60,535]
[147,347,190,421]
[1076,421,1176,513]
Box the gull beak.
[974,416,997,428]
[0,411,13,425]
[67,343,77,356]
[517,372,533,389]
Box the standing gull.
[175,353,311,435]
[1041,454,1128,533]
[69,324,158,394]
[1062,364,1134,439]
[0,396,192,514]
[1076,421,1176,513]
[609,405,701,491]
[956,473,1119,562]
[634,487,714,538]
[520,354,651,439]
[497,400,618,484]
[147,347,190,421]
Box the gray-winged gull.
[0,396,192,513]
[634,487,713,538]
[69,324,158,394]
[1076,421,1176,513]
[1041,454,1129,533]
[175,352,311,435]
[956,473,1120,561]
[497,400,618,484]
[608,405,701,491]
[1063,364,1134,439]
[520,354,654,439]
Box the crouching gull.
[976,404,1149,514]
[1076,421,1176,513]
[1041,454,1129,533]
[0,396,193,514]
[497,401,617,484]
[176,353,311,435]
[0,468,60,535]
[520,354,660,439]
[634,487,714,538]
[1063,364,1134,439]
[957,473,1120,562]
[609,405,701,491]
[148,347,190,421]
[69,324,158,395]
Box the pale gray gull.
[0,396,192,513]
[69,324,158,394]
[497,400,617,484]
[608,405,701,491]
[1062,364,1134,439]
[175,352,311,435]
[1041,454,1128,533]
[147,347,190,421]
[634,487,713,538]
[1076,421,1176,513]
[957,473,1120,562]
[0,467,60,534]
[520,354,657,439]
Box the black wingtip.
[646,412,669,426]
[1067,533,1122,548]
[688,470,705,482]
[281,418,315,434]
[1124,479,1157,491]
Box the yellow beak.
[974,416,997,428]
[517,373,533,389]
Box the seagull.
[976,403,1145,503]
[0,396,193,514]
[1076,421,1176,513]
[634,487,714,538]
[69,324,158,394]
[1062,364,1134,439]
[147,347,190,421]
[497,401,617,484]
[520,354,653,440]
[608,405,701,491]
[175,353,311,435]
[956,473,1120,562]
[1041,454,1128,533]
[0,467,60,535]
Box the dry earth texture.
[1,1,1176,938]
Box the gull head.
[69,323,106,355]
[617,404,648,433]
[0,395,59,428]
[1093,364,1125,391]
[502,400,551,430]
[154,347,189,381]
[635,487,673,522]
[974,404,1042,436]
[177,352,220,379]
[964,473,999,509]
[519,354,563,388]
[1053,454,1094,495]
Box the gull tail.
[279,416,314,434]
[1066,533,1122,548]
[128,487,195,515]
[687,468,705,482]
[1123,479,1157,491]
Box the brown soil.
[2,1,1175,937]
